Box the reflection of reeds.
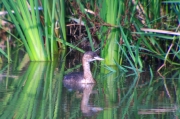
[138,107,177,114]
[0,56,65,118]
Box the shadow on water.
[0,53,180,118]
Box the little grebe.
[63,51,104,84]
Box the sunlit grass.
[1,0,180,69]
[2,0,66,61]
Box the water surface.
[0,60,179,119]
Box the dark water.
[0,60,179,119]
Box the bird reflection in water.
[63,83,103,116]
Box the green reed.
[1,0,180,69]
[98,0,122,65]
[134,1,180,70]
[2,0,66,61]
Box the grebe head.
[82,51,104,62]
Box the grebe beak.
[94,56,104,61]
[88,56,104,62]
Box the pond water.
[0,55,179,119]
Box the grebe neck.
[82,61,95,83]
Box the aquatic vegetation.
[1,1,180,119]
[1,0,66,61]
[0,0,180,70]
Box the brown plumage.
[63,51,104,85]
